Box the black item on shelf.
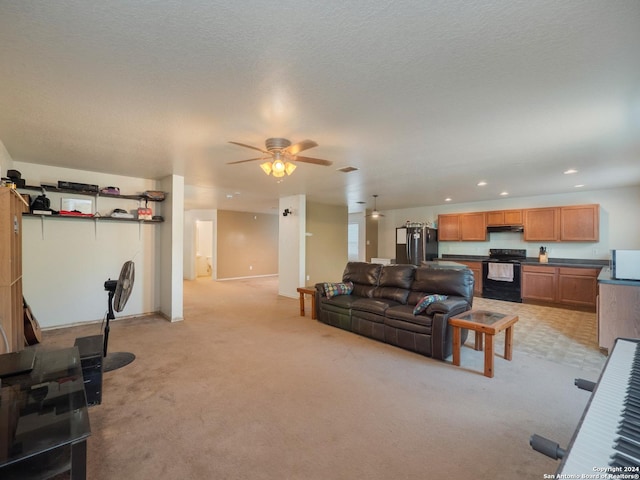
[57,180,99,193]
[6,169,26,188]
[30,189,51,212]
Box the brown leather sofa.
[315,262,474,360]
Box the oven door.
[482,261,522,302]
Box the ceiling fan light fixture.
[284,161,297,176]
[260,162,273,175]
[228,138,331,178]
[272,158,286,176]
[371,210,380,219]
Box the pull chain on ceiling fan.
[227,138,332,177]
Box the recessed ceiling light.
[574,184,585,188]
[500,191,509,196]
[564,169,578,174]
[445,197,452,202]
[226,194,233,199]
[477,181,487,186]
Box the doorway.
[195,220,213,278]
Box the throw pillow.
[324,281,354,299]
[413,294,448,315]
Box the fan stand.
[103,281,135,372]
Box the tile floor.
[471,296,607,374]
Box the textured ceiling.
[1,0,639,214]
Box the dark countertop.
[440,254,608,269]
[598,267,640,286]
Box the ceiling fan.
[227,138,332,177]
[367,195,385,219]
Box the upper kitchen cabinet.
[438,213,487,241]
[437,214,460,241]
[486,209,523,226]
[441,203,599,242]
[560,204,599,242]
[459,212,487,241]
[523,207,560,241]
[524,204,600,242]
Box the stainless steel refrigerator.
[395,226,438,265]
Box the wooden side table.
[449,310,518,378]
[296,287,316,319]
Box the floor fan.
[102,260,135,372]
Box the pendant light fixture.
[368,194,385,218]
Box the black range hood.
[487,225,524,233]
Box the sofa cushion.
[342,262,382,298]
[384,313,433,334]
[323,281,354,299]
[373,265,415,303]
[319,294,360,312]
[408,267,474,306]
[413,294,448,314]
[351,297,401,316]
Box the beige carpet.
[40,276,607,479]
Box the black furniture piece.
[75,335,104,406]
[0,347,91,480]
[315,262,474,360]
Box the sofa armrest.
[425,297,468,315]
[429,301,471,360]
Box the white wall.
[278,195,305,298]
[14,161,166,328]
[377,186,640,261]
[0,140,13,175]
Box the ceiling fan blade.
[227,157,269,165]
[285,139,318,156]
[291,155,333,166]
[229,141,270,155]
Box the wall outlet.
[306,275,310,281]
[592,248,598,255]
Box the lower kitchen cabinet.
[522,264,600,311]
[456,261,482,296]
[598,281,640,354]
[557,267,599,309]
[522,265,557,303]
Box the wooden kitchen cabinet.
[440,203,599,243]
[523,207,560,241]
[459,212,487,241]
[522,264,557,303]
[437,213,486,241]
[0,188,26,353]
[598,281,640,354]
[486,209,523,226]
[558,267,599,309]
[522,264,600,311]
[560,204,599,241]
[456,261,482,295]
[437,214,460,241]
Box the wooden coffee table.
[449,310,518,378]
